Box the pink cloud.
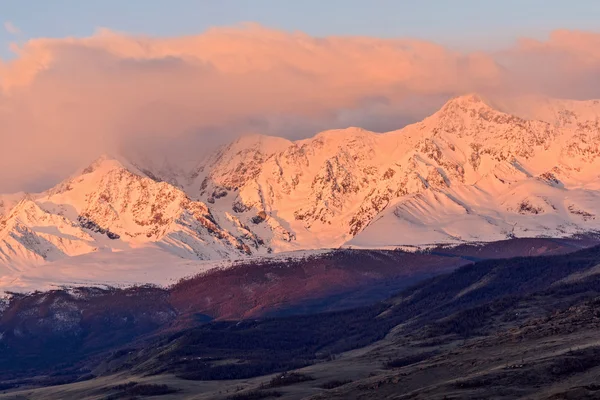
[0,25,599,192]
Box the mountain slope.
[187,94,600,251]
[4,243,600,398]
[0,241,597,387]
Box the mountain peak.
[426,93,513,126]
[41,153,154,199]
[228,133,292,155]
[309,127,376,144]
[89,153,133,164]
[75,153,158,181]
[442,93,491,110]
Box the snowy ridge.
[2,93,600,290]
[0,156,276,289]
[184,94,600,250]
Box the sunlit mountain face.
[2,94,600,291]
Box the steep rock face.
[0,193,25,219]
[184,94,600,251]
[0,156,272,270]
[0,198,96,266]
[347,95,600,247]
[190,128,420,249]
[193,134,292,195]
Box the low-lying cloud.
[0,24,599,192]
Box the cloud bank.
[0,24,600,192]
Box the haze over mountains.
[1,93,600,290]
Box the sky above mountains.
[0,2,600,193]
[2,0,600,55]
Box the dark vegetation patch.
[227,390,282,400]
[422,297,520,338]
[262,372,315,388]
[450,346,600,393]
[104,382,178,399]
[319,379,353,389]
[384,245,600,333]
[0,383,18,391]
[384,351,439,369]
[175,361,311,381]
[144,304,396,380]
[0,285,173,379]
[547,385,600,400]
[547,347,600,377]
[454,376,494,389]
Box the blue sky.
[1,0,599,59]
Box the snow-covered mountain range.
[2,93,600,289]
